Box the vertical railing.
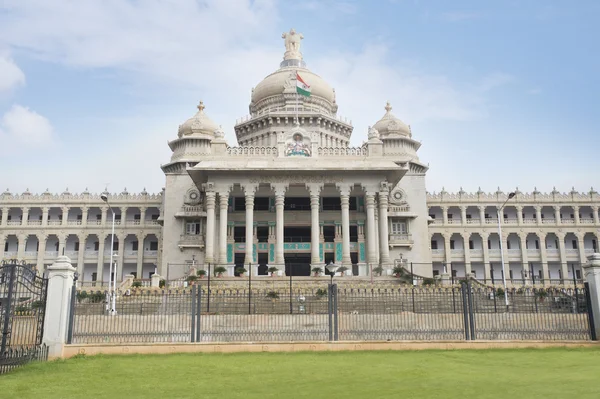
[584,282,597,341]
[66,279,77,344]
[1,264,16,354]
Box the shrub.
[311,267,323,276]
[76,291,88,303]
[337,266,349,275]
[235,267,247,275]
[89,291,105,303]
[315,288,327,298]
[422,277,435,286]
[159,279,166,288]
[266,291,280,299]
[392,266,405,277]
[214,266,227,276]
[496,287,505,298]
[536,289,548,299]
[197,269,207,277]
[267,266,279,275]
[131,280,143,288]
[31,300,45,309]
[373,266,384,276]
[186,275,198,283]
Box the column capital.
[241,182,259,197]
[336,182,353,197]
[271,183,288,197]
[305,183,323,197]
[379,181,390,193]
[202,182,216,192]
[22,206,30,212]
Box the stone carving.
[367,126,380,140]
[285,132,311,157]
[390,186,407,205]
[250,175,345,184]
[282,28,303,60]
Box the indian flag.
[296,72,311,97]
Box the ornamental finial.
[197,101,205,112]
[282,28,304,61]
[385,101,392,113]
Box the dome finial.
[282,28,304,61]
[197,101,205,112]
[385,101,392,113]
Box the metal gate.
[0,260,49,374]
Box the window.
[485,213,490,219]
[391,221,407,235]
[151,214,159,220]
[433,270,440,277]
[507,241,511,250]
[535,240,540,250]
[469,240,474,250]
[91,272,97,282]
[593,240,597,252]
[134,214,141,220]
[487,240,491,249]
[186,222,200,235]
[572,240,577,249]
[452,270,457,278]
[450,240,455,250]
[4,242,8,251]
[77,214,82,221]
[115,214,121,221]
[447,213,453,219]
[466,214,472,219]
[509,270,513,279]
[149,241,158,251]
[254,197,270,211]
[94,241,99,251]
[132,241,139,251]
[431,240,438,250]
[74,242,79,251]
[96,214,102,220]
[429,214,436,219]
[503,214,508,219]
[576,270,582,279]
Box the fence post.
[191,284,196,342]
[42,256,76,359]
[467,282,476,340]
[460,282,470,341]
[327,283,333,341]
[66,279,77,344]
[196,286,202,342]
[582,254,600,340]
[333,284,339,341]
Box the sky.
[0,0,598,195]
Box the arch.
[24,234,39,258]
[446,206,461,224]
[503,205,518,223]
[427,206,443,224]
[468,232,484,251]
[521,205,537,223]
[583,232,598,254]
[44,234,60,255]
[540,206,555,223]
[67,207,83,225]
[27,207,43,226]
[579,206,595,223]
[464,206,480,224]
[525,232,541,250]
[560,206,575,224]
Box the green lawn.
[2,348,600,398]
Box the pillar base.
[357,263,368,277]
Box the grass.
[1,348,600,398]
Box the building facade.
[1,30,599,283]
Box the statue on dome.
[282,28,304,60]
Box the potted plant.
[373,266,384,277]
[311,267,323,277]
[159,279,166,288]
[392,265,405,278]
[214,266,227,277]
[422,277,435,286]
[131,280,143,288]
[76,291,89,303]
[267,266,279,277]
[315,288,327,299]
[536,288,548,302]
[235,267,247,277]
[496,287,505,298]
[196,269,207,279]
[337,266,348,276]
[186,275,198,285]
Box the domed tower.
[160,101,223,274]
[234,28,353,149]
[371,102,432,271]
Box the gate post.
[42,256,76,359]
[582,254,600,340]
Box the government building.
[1,30,599,285]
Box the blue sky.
[0,0,598,195]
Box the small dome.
[178,101,219,138]
[373,102,411,138]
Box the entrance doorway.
[284,254,311,276]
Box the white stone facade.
[1,30,599,283]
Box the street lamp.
[326,262,339,285]
[100,193,117,315]
[497,191,516,309]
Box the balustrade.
[226,146,278,156]
[67,220,82,225]
[580,218,594,224]
[27,220,42,226]
[317,147,367,156]
[523,218,537,224]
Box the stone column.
[558,232,568,283]
[22,207,30,226]
[582,254,600,339]
[461,206,467,225]
[307,183,322,266]
[77,234,86,277]
[479,206,486,226]
[139,207,146,226]
[61,206,69,226]
[97,236,105,284]
[81,206,88,227]
[365,192,378,265]
[520,234,530,284]
[57,235,66,257]
[535,206,542,225]
[554,206,561,225]
[578,233,587,267]
[442,206,448,225]
[337,183,353,267]
[444,233,452,266]
[593,206,599,225]
[538,233,550,282]
[1,207,8,226]
[218,191,230,267]
[101,206,108,227]
[43,256,76,358]
[37,235,47,270]
[463,233,472,275]
[204,190,216,264]
[516,206,523,225]
[378,186,391,265]
[136,233,144,279]
[482,233,492,282]
[16,234,26,259]
[574,206,580,226]
[242,183,258,266]
[272,183,287,267]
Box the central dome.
[248,28,337,116]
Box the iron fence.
[68,281,595,345]
[0,344,48,374]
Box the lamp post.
[497,191,516,309]
[101,194,117,315]
[326,262,339,285]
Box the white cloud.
[0,53,25,93]
[0,104,54,147]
